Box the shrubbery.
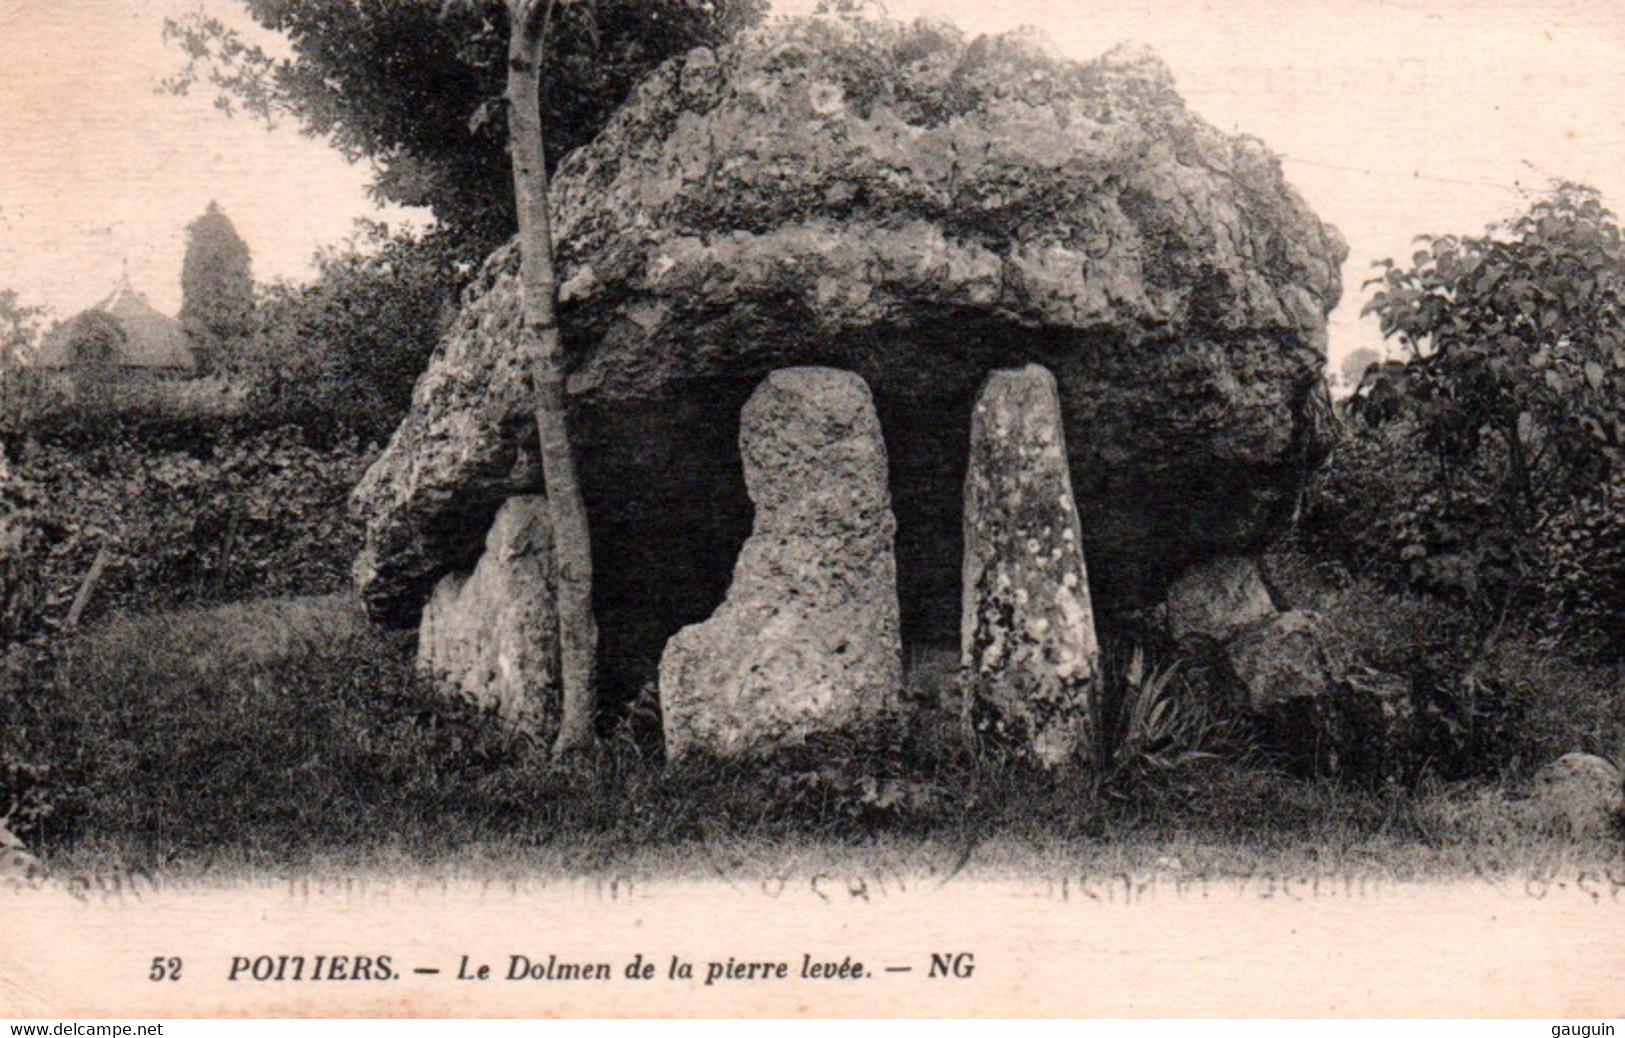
[1306,184,1625,658]
[1534,470,1625,658]
[1304,399,1625,659]
[2,420,371,643]
[1265,548,1621,781]
[1301,418,1526,607]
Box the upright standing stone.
[416,495,560,737]
[659,367,902,759]
[962,364,1099,766]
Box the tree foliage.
[180,201,256,374]
[0,289,45,369]
[244,223,461,443]
[1357,184,1625,519]
[163,0,767,266]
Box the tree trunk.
[508,0,598,758]
[1504,413,1535,528]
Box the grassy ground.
[3,590,1621,884]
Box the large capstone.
[658,367,902,759]
[962,364,1098,765]
[351,14,1347,704]
[416,496,559,736]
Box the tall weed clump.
[1086,645,1244,804]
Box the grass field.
[3,590,1621,883]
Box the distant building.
[32,274,196,377]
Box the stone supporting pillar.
[659,367,903,759]
[417,495,560,738]
[962,364,1099,766]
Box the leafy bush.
[1331,183,1625,648]
[1266,549,1623,780]
[1535,470,1625,658]
[1306,409,1625,656]
[1301,416,1530,608]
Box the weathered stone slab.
[658,367,902,759]
[416,495,559,737]
[1525,752,1624,838]
[1165,555,1277,645]
[1227,611,1420,784]
[962,364,1099,766]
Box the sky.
[0,0,417,319]
[2,0,1624,371]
